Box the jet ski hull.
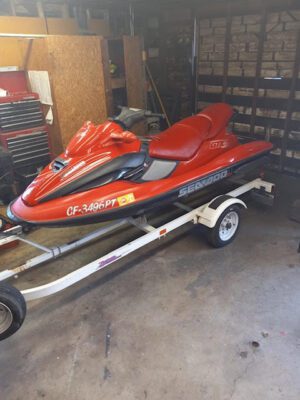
[8,142,272,227]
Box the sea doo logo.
[178,170,230,198]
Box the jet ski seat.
[149,103,234,161]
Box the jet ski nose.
[21,186,37,206]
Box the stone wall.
[199,10,300,78]
[198,9,300,171]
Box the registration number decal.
[66,199,116,216]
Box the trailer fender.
[196,195,246,228]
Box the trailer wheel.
[206,205,241,248]
[0,283,26,341]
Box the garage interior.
[0,0,299,399]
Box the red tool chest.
[0,72,53,194]
[0,92,45,133]
[0,126,52,170]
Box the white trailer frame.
[0,178,274,302]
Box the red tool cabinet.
[0,72,53,193]
[0,125,52,170]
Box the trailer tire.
[206,205,241,248]
[0,283,26,341]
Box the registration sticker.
[117,193,135,207]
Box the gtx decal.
[66,199,117,216]
[209,140,229,149]
[117,193,135,207]
[178,169,230,198]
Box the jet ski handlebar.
[113,106,165,129]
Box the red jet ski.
[7,103,272,227]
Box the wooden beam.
[21,39,34,70]
[249,6,268,137]
[9,0,16,16]
[192,10,199,114]
[222,1,232,102]
[286,9,298,21]
[158,11,168,95]
[62,3,70,18]
[100,38,113,116]
[123,36,147,133]
[129,2,135,36]
[36,1,45,18]
[123,36,146,109]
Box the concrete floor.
[0,173,299,400]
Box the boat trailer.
[0,178,275,340]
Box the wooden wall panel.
[0,38,24,66]
[44,36,108,148]
[0,37,50,71]
[25,38,49,70]
[0,16,107,36]
[0,35,109,155]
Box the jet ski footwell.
[0,178,275,341]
